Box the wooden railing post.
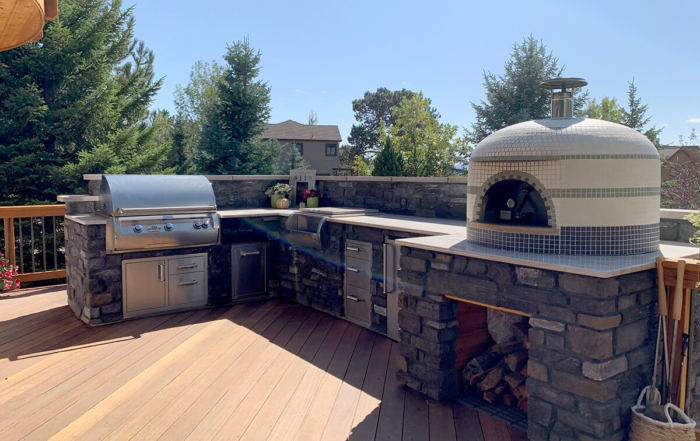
[3,217,15,267]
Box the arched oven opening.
[481,179,549,227]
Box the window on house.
[295,143,304,155]
[325,143,338,156]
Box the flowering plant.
[264,183,292,198]
[301,189,321,200]
[1,253,19,291]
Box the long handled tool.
[677,287,691,408]
[649,257,669,405]
[667,259,686,404]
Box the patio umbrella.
[0,0,58,52]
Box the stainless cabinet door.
[169,272,206,306]
[124,259,166,314]
[232,243,266,300]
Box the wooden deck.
[0,285,528,441]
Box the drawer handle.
[241,251,260,257]
[347,295,364,303]
[347,246,360,252]
[179,280,199,286]
[177,263,198,270]
[347,267,360,273]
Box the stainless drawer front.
[346,240,371,261]
[169,272,206,306]
[169,255,206,275]
[345,285,371,326]
[345,256,371,290]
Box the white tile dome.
[471,118,659,160]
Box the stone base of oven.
[396,245,657,441]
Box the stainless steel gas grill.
[96,175,220,254]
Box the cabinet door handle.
[241,251,260,257]
[347,267,360,273]
[176,263,198,270]
[179,280,198,286]
[347,295,364,302]
[158,263,165,282]
[347,246,360,252]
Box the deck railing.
[1,205,67,283]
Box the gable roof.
[262,120,342,142]
[659,145,700,160]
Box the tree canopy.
[467,36,587,145]
[196,38,281,175]
[0,0,170,204]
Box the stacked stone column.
[396,246,657,441]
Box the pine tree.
[197,38,281,174]
[372,139,405,176]
[467,36,587,145]
[280,145,310,174]
[0,0,169,204]
[623,79,663,149]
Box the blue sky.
[124,0,699,146]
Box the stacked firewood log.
[462,321,530,411]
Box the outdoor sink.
[285,207,378,249]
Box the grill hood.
[97,175,216,217]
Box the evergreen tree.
[280,145,310,174]
[372,138,405,176]
[0,0,168,204]
[197,38,281,174]
[467,36,587,145]
[623,79,663,149]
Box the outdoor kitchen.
[56,79,700,441]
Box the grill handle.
[179,280,198,286]
[176,263,198,270]
[115,205,216,215]
[241,251,260,257]
[347,295,364,303]
[347,246,360,252]
[157,263,165,282]
[347,267,360,273]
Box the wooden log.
[505,350,528,372]
[520,365,528,378]
[467,350,501,373]
[517,385,528,398]
[517,397,529,412]
[511,321,530,342]
[503,393,518,407]
[469,369,491,386]
[505,372,526,388]
[477,365,505,391]
[510,385,523,399]
[483,390,499,404]
[494,381,509,395]
[492,341,524,355]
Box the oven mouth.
[481,179,550,227]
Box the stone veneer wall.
[318,177,468,220]
[396,246,657,441]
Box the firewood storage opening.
[454,299,531,429]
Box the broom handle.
[672,260,686,321]
[679,288,692,409]
[656,257,668,317]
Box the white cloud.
[688,118,700,123]
[659,123,669,129]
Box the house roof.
[659,145,700,160]
[262,120,342,142]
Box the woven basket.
[630,386,696,441]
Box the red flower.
[4,270,11,278]
[15,280,20,289]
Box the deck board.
[0,285,527,441]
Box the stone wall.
[396,246,657,441]
[319,177,468,219]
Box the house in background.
[263,120,341,176]
[659,145,700,181]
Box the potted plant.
[265,183,292,209]
[301,188,321,208]
[1,253,19,291]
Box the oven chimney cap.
[539,77,587,91]
[540,77,587,118]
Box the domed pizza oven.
[467,78,661,255]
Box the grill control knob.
[193,221,202,229]
[133,225,143,233]
[164,223,174,231]
[202,221,210,229]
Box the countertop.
[63,206,699,278]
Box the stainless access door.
[384,240,401,341]
[232,243,267,301]
[123,258,166,316]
